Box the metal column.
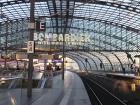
[4,21,8,69]
[27,0,35,98]
[62,31,65,80]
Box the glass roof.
[74,2,140,30]
[0,0,139,29]
[0,0,140,72]
[0,2,50,21]
[0,0,140,51]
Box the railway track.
[81,76,127,105]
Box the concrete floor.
[0,71,91,105]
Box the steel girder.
[66,52,87,72]
[1,0,140,14]
[72,52,93,71]
[88,52,106,71]
[65,54,83,71]
[74,0,140,14]
[0,0,140,33]
[99,52,114,71]
[79,52,98,71]
[68,52,92,72]
[112,53,125,73]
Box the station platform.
[106,73,140,80]
[0,71,91,105]
[88,70,140,80]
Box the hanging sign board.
[39,54,54,59]
[16,54,27,59]
[27,41,35,53]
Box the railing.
[0,69,62,105]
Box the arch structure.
[0,0,140,73]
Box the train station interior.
[0,0,140,105]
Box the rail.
[80,75,126,105]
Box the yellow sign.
[16,53,53,60]
[16,54,27,59]
[39,54,53,59]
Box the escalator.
[1,71,62,89]
[10,72,47,88]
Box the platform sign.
[27,41,35,53]
[36,20,46,32]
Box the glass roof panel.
[1,2,50,21]
[0,0,14,2]
[73,2,140,30]
[0,0,140,51]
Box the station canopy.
[0,0,140,71]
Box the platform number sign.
[27,41,35,53]
[36,20,46,32]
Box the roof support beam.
[88,52,106,71]
[66,54,83,71]
[69,52,91,72]
[79,52,98,71]
[1,0,140,15]
[99,52,114,71]
[112,53,125,74]
[75,0,140,14]
[67,52,87,72]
